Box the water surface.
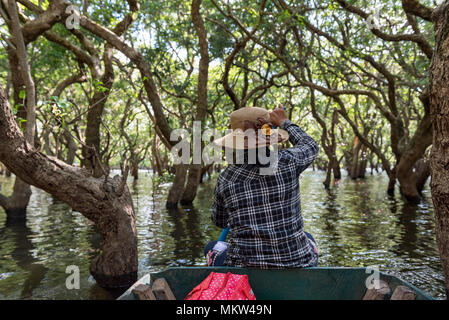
[0,170,445,299]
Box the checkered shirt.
[211,120,319,268]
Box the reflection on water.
[0,170,445,299]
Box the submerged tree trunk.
[151,135,164,176]
[0,86,137,288]
[415,159,430,195]
[167,164,188,208]
[323,150,340,189]
[330,110,341,180]
[358,145,368,178]
[0,0,36,219]
[0,178,32,219]
[332,160,341,180]
[350,136,363,179]
[396,110,432,203]
[130,157,139,182]
[180,0,210,205]
[181,164,202,205]
[309,87,340,189]
[323,161,332,190]
[387,168,397,196]
[429,0,449,299]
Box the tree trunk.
[332,161,341,180]
[0,1,37,219]
[82,46,114,178]
[429,0,449,299]
[180,0,210,205]
[308,88,340,188]
[151,136,164,176]
[0,178,32,220]
[357,145,368,178]
[63,128,78,166]
[396,110,432,203]
[415,159,430,194]
[397,157,431,203]
[0,85,137,288]
[330,110,341,180]
[350,136,362,179]
[181,164,202,205]
[131,156,139,181]
[166,164,188,208]
[88,186,137,288]
[387,168,397,196]
[323,161,332,190]
[81,1,139,177]
[200,163,214,183]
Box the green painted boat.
[117,267,434,300]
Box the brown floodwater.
[0,170,445,299]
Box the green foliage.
[0,0,435,173]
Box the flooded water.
[0,170,445,299]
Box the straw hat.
[213,107,289,150]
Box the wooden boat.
[117,266,434,300]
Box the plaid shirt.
[212,120,319,268]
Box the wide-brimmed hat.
[213,107,289,150]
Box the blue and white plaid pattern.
[212,120,319,268]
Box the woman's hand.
[269,104,288,127]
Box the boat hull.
[117,267,434,300]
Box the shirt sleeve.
[211,179,228,228]
[280,119,319,174]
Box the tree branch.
[20,0,69,44]
[77,13,174,146]
[51,73,87,98]
[8,0,35,144]
[335,0,433,59]
[401,0,434,22]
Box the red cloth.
[185,272,256,300]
